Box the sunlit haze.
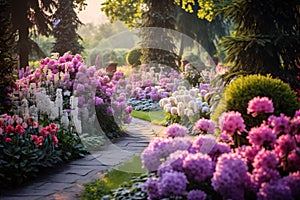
[77,0,108,25]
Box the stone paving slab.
[0,118,162,200]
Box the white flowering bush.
[159,84,214,127]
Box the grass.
[130,110,166,125]
[81,155,145,200]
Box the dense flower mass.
[141,97,300,200]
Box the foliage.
[101,0,143,28]
[55,128,87,161]
[220,0,300,91]
[0,115,61,187]
[212,74,300,129]
[9,0,57,68]
[126,48,142,66]
[110,173,152,199]
[0,0,16,114]
[81,157,144,200]
[127,98,161,111]
[52,0,84,55]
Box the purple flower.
[158,150,188,176]
[212,153,249,200]
[258,180,293,200]
[187,190,207,200]
[189,135,217,155]
[282,172,300,198]
[142,177,161,200]
[247,96,274,116]
[183,152,214,182]
[251,167,280,189]
[158,171,188,197]
[106,106,114,115]
[94,97,104,106]
[164,123,188,138]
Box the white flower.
[60,111,70,129]
[170,107,178,115]
[177,102,185,117]
[169,97,177,106]
[185,108,194,117]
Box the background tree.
[9,0,57,68]
[52,0,84,55]
[0,0,17,113]
[219,0,300,90]
[139,0,178,70]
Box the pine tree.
[52,0,84,55]
[139,0,179,70]
[0,0,17,113]
[220,0,300,89]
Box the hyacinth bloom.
[212,153,249,200]
[183,152,214,182]
[158,171,188,197]
[193,118,216,134]
[164,123,188,138]
[219,111,246,135]
[247,96,274,117]
[187,190,207,200]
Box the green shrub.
[212,74,300,129]
[126,48,142,66]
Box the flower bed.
[110,97,300,200]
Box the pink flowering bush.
[139,97,300,200]
[247,96,274,117]
[0,114,60,186]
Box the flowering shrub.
[0,114,61,186]
[140,97,300,200]
[159,84,214,126]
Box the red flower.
[40,127,49,136]
[52,135,59,147]
[5,138,12,143]
[31,135,44,146]
[15,125,25,135]
[6,125,14,134]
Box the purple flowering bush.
[140,97,300,200]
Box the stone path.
[0,118,164,200]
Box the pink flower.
[253,149,278,169]
[268,114,290,135]
[33,121,39,128]
[193,118,216,134]
[248,124,276,147]
[5,138,12,143]
[219,111,246,135]
[247,96,274,117]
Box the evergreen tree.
[9,0,57,68]
[139,0,179,70]
[52,0,84,55]
[220,0,300,89]
[0,0,17,113]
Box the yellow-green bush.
[126,48,142,66]
[212,74,300,129]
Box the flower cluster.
[0,114,59,147]
[142,97,300,200]
[193,118,216,135]
[159,85,213,126]
[247,96,274,117]
[164,123,188,138]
